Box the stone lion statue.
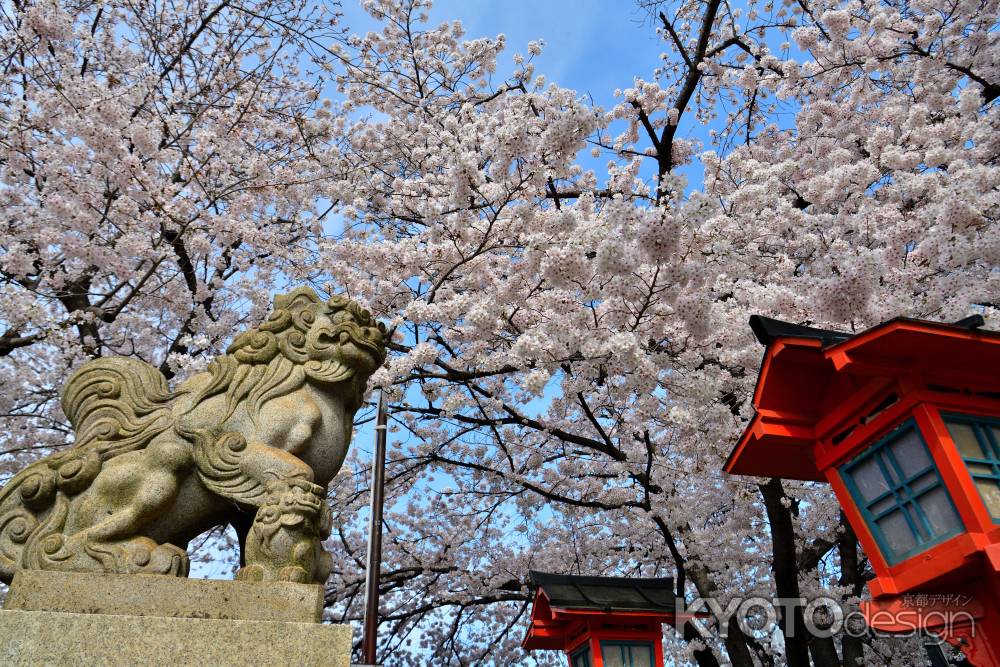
[0,288,385,584]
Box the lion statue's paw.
[235,564,266,581]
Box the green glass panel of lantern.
[947,421,986,459]
[916,487,964,537]
[876,509,918,557]
[571,646,592,667]
[908,471,938,494]
[891,429,933,478]
[851,456,892,502]
[870,495,898,517]
[602,644,626,667]
[968,462,995,476]
[630,644,654,667]
[975,479,1000,519]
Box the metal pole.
[362,389,388,665]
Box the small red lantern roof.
[522,571,675,651]
[726,314,1000,481]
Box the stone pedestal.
[0,571,351,666]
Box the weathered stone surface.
[5,570,324,622]
[0,287,386,586]
[0,609,351,667]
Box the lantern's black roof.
[528,570,675,613]
[748,314,987,348]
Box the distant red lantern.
[522,571,675,667]
[726,315,1000,664]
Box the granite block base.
[0,571,351,666]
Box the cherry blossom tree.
[1,0,997,665]
[0,0,343,464]
[318,1,998,665]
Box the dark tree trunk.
[810,636,842,666]
[724,622,767,667]
[685,563,756,667]
[682,623,722,667]
[838,515,865,666]
[759,478,813,667]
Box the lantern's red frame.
[725,316,1000,665]
[523,586,668,667]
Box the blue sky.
[340,1,667,107]
[417,0,665,107]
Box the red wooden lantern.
[725,314,1000,664]
[522,571,675,667]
